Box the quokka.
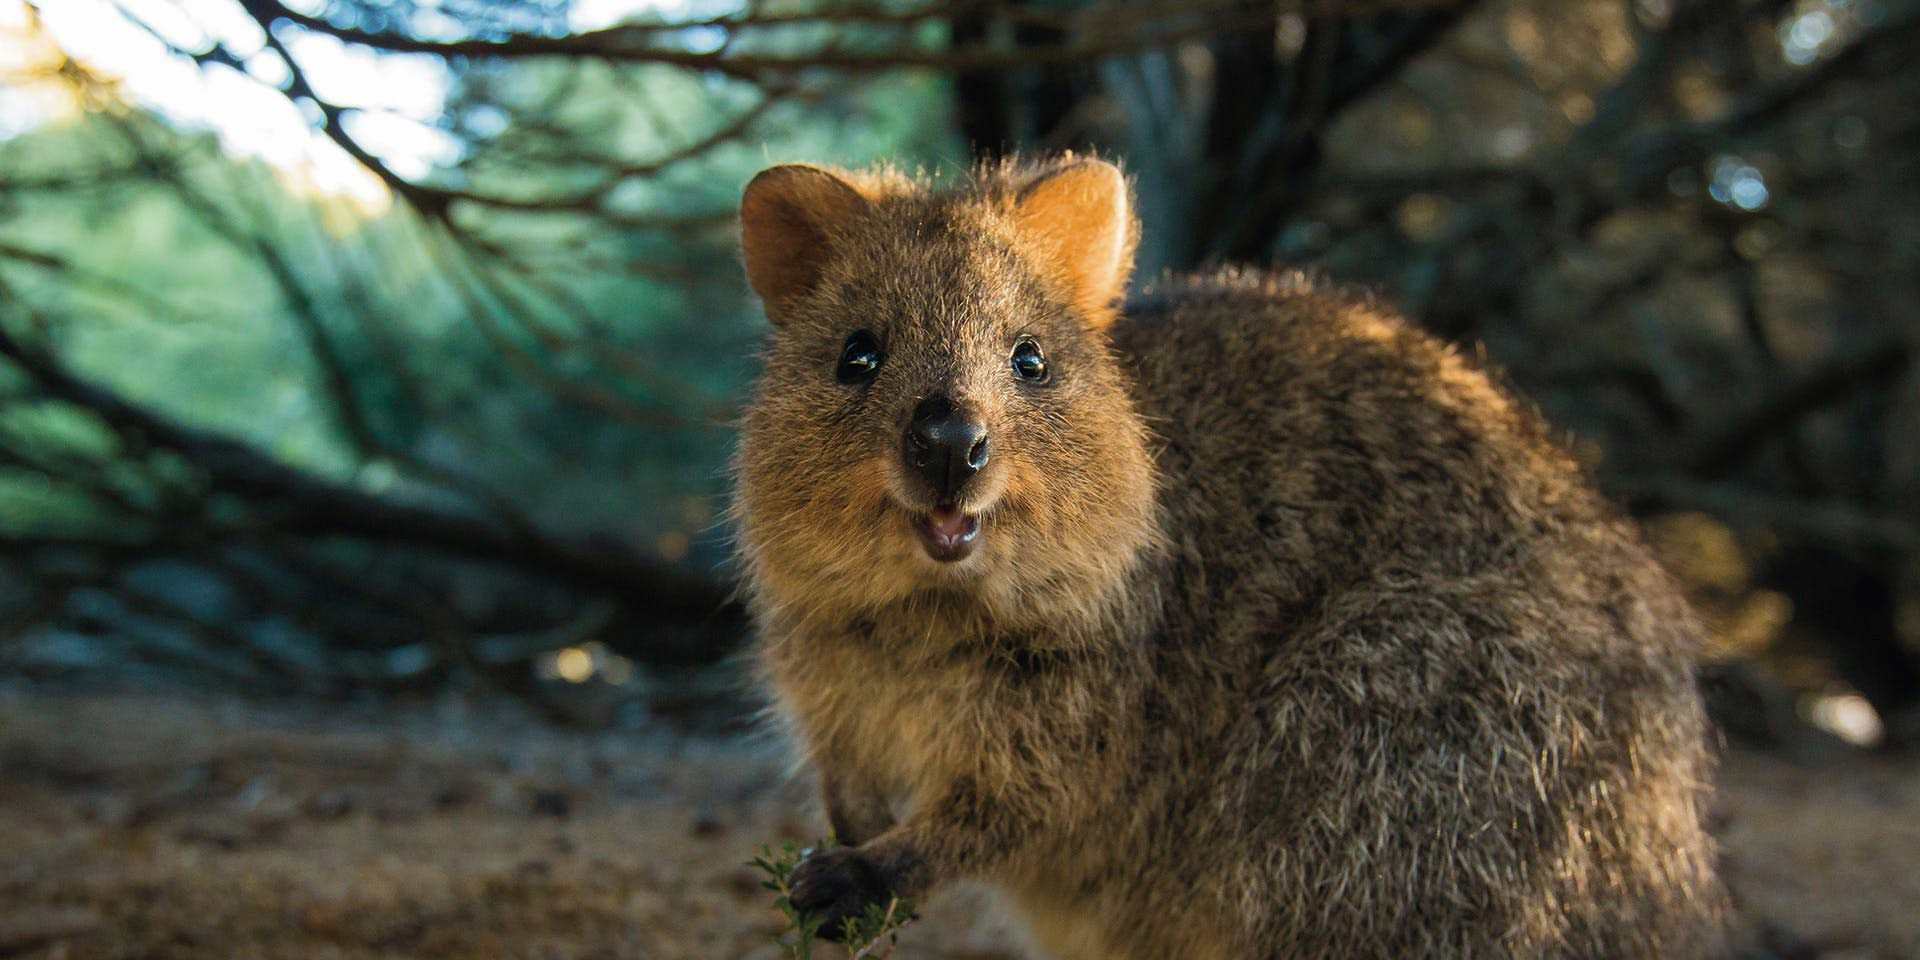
[733,156,1730,959]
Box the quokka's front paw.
[786,846,894,941]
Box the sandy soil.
[1,691,1915,960]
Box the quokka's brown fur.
[733,155,1731,959]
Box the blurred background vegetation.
[0,0,1914,748]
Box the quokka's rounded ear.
[740,164,870,324]
[1011,159,1138,331]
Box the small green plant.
[751,838,915,959]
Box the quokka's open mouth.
[913,505,980,563]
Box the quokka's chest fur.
[765,620,1143,816]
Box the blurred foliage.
[0,2,969,717]
[0,77,953,544]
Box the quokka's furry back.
[734,155,1732,959]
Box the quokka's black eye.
[836,330,884,384]
[1010,337,1048,383]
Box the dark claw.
[786,846,893,942]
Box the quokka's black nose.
[904,394,989,503]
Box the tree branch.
[0,318,742,628]
[1683,332,1916,477]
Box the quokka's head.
[734,157,1157,627]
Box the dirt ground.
[1,690,1916,960]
